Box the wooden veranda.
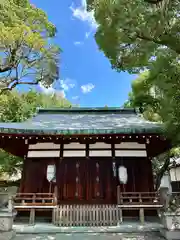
[12,189,166,226]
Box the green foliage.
[88,0,179,73]
[0,0,60,92]
[0,91,72,122]
[0,91,72,177]
[0,150,22,177]
[124,68,180,143]
[124,72,180,188]
[123,72,162,121]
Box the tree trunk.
[155,153,170,190]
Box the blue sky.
[29,0,136,107]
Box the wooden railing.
[13,193,57,208]
[116,187,163,224]
[117,186,160,206]
[13,193,58,225]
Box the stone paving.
[14,232,165,240]
[13,222,165,240]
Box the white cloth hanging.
[118,166,128,184]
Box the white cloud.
[38,82,55,95]
[85,31,91,38]
[70,0,97,30]
[59,79,75,91]
[74,41,84,45]
[72,96,79,100]
[81,83,95,94]
[39,83,66,98]
[38,78,75,98]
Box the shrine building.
[0,108,171,225]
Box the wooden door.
[56,158,116,204]
[86,158,116,203]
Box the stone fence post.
[0,193,16,240]
[159,187,171,210]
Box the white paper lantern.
[47,165,56,182]
[118,166,128,184]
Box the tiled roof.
[0,108,163,135]
[170,157,180,168]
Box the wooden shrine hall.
[0,108,171,225]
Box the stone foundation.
[1,230,16,240]
[0,209,16,231]
[160,212,180,240]
[0,207,17,240]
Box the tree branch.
[0,46,19,73]
[0,81,39,94]
[0,66,15,73]
[136,32,180,54]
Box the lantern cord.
[49,181,52,194]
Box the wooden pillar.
[132,160,136,192]
[139,208,145,224]
[29,195,36,225]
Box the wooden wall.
[19,156,154,204]
[19,158,56,194]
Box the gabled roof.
[0,107,163,136]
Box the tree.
[124,72,180,189]
[123,71,162,121]
[0,91,72,178]
[87,0,179,73]
[124,65,180,143]
[0,0,60,93]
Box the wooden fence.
[54,204,122,227]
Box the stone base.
[160,228,180,240]
[0,209,16,231]
[0,230,16,240]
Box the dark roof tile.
[0,108,163,135]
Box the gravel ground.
[14,232,165,240]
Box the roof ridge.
[37,107,138,114]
